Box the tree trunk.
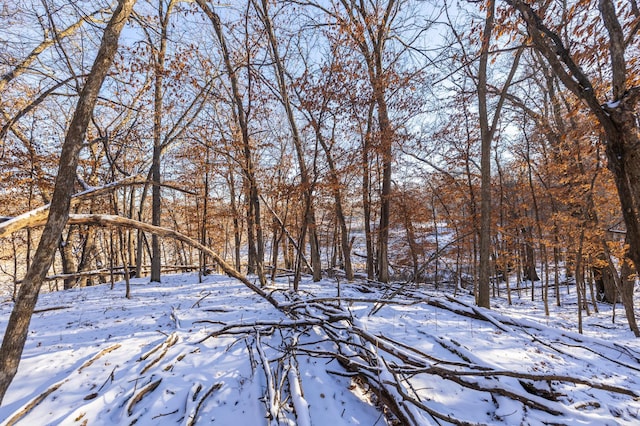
[619,259,640,336]
[593,260,618,303]
[254,0,321,284]
[227,169,242,272]
[522,232,540,283]
[476,0,495,308]
[524,131,549,315]
[363,103,375,281]
[135,171,153,278]
[270,218,281,281]
[0,0,135,403]
[77,226,99,287]
[476,1,522,308]
[196,0,266,286]
[314,124,354,281]
[602,239,640,336]
[200,145,210,281]
[59,230,77,290]
[375,87,392,284]
[150,0,176,283]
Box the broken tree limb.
[295,296,611,423]
[0,175,199,239]
[384,365,482,426]
[287,362,310,426]
[256,331,280,424]
[33,305,71,314]
[198,316,349,342]
[4,381,64,426]
[127,378,162,416]
[78,344,122,373]
[4,344,121,425]
[185,382,222,426]
[0,175,141,239]
[140,333,179,375]
[139,333,179,362]
[2,212,281,311]
[66,214,281,309]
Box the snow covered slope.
[1,274,639,425]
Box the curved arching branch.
[67,214,281,310]
[2,212,281,311]
[0,175,201,239]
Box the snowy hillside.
[1,274,639,425]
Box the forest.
[1,0,640,424]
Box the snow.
[1,273,639,425]
[604,100,621,109]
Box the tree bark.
[619,259,640,336]
[0,0,136,403]
[59,230,77,290]
[363,103,375,281]
[376,90,392,283]
[226,169,242,272]
[476,0,495,308]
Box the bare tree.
[0,0,137,402]
[196,0,267,286]
[251,0,322,287]
[150,0,177,283]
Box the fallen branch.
[4,382,64,426]
[78,344,122,373]
[140,333,179,361]
[0,175,142,239]
[287,362,310,426]
[199,316,349,342]
[1,212,282,311]
[256,332,280,424]
[5,343,123,425]
[127,378,162,416]
[70,214,282,310]
[33,305,71,314]
[185,382,222,426]
[140,333,179,375]
[385,365,481,426]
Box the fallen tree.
[1,213,279,310]
[0,174,200,240]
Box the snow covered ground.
[0,273,639,425]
